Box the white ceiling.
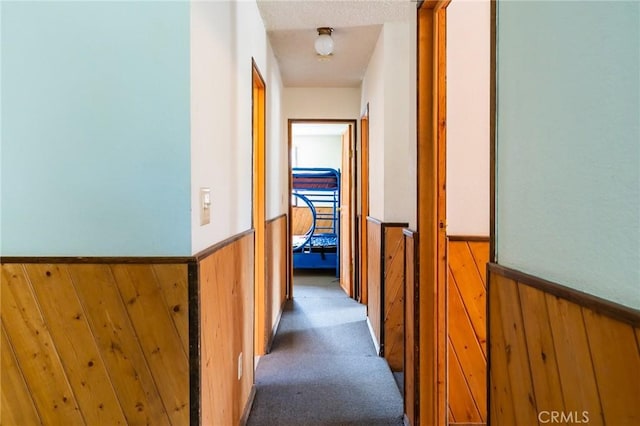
[257,0,415,87]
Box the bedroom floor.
[247,271,404,425]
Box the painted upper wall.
[292,135,342,171]
[190,1,284,254]
[361,29,385,221]
[361,19,417,228]
[283,87,361,119]
[283,87,360,216]
[446,0,490,237]
[1,1,191,256]
[496,1,640,309]
[266,42,286,221]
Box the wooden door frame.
[340,126,355,297]
[358,106,369,304]
[252,60,267,357]
[416,1,450,425]
[287,119,358,299]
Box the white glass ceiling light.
[314,27,334,56]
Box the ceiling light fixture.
[314,27,334,56]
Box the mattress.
[292,234,338,251]
[292,172,338,189]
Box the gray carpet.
[247,272,404,426]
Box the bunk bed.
[291,167,340,276]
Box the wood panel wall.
[199,231,254,426]
[448,239,488,425]
[383,226,406,372]
[403,229,418,425]
[366,217,408,371]
[1,262,190,425]
[292,206,334,235]
[367,217,383,352]
[265,215,288,353]
[489,264,640,426]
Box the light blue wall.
[1,1,191,256]
[496,1,640,308]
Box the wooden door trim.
[417,3,449,425]
[359,105,370,305]
[252,59,267,356]
[340,125,355,297]
[488,3,497,422]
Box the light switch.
[200,187,211,226]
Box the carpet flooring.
[247,272,404,426]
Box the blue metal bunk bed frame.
[291,167,340,276]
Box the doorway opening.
[287,120,357,300]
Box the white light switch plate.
[200,187,211,226]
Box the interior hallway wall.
[446,0,490,237]
[190,1,285,254]
[292,135,342,170]
[360,19,417,229]
[1,1,191,256]
[496,0,640,309]
[283,87,361,214]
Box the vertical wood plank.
[152,264,190,355]
[1,323,41,426]
[403,232,417,425]
[448,270,486,422]
[448,241,487,356]
[239,234,256,419]
[111,265,190,425]
[435,9,449,426]
[583,309,640,425]
[359,110,370,306]
[1,264,84,424]
[545,295,604,425]
[468,241,489,287]
[518,285,565,417]
[384,227,405,371]
[200,233,255,426]
[265,219,275,352]
[496,278,538,424]
[488,273,517,425]
[367,219,382,349]
[25,264,127,425]
[200,247,234,426]
[68,264,169,425]
[448,338,482,423]
[340,126,354,297]
[265,217,287,350]
[417,6,437,423]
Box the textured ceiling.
[257,0,415,87]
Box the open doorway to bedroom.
[287,119,357,300]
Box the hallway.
[247,272,404,425]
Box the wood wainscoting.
[403,229,419,425]
[198,230,255,426]
[265,214,288,353]
[488,263,640,425]
[366,217,408,371]
[448,237,489,425]
[1,260,191,425]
